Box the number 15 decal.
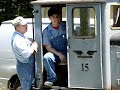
[82,63,89,71]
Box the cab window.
[110,5,120,29]
[72,7,95,38]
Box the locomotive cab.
[31,0,120,90]
[31,1,103,89]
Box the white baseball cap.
[12,16,27,27]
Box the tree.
[0,0,33,24]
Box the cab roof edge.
[31,0,106,5]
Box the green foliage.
[0,0,33,24]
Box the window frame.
[72,7,96,39]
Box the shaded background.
[0,0,33,24]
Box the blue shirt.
[11,31,33,63]
[43,21,67,55]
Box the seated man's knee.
[43,52,55,62]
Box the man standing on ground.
[11,16,38,90]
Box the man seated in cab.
[42,6,67,87]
